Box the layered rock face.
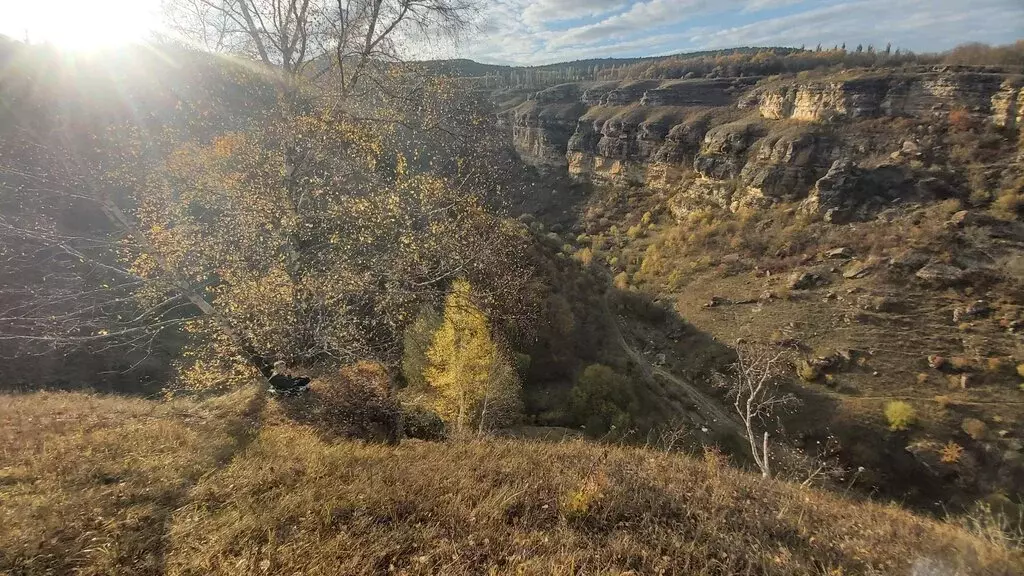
[506,67,1023,220]
[749,70,1023,125]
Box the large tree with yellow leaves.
[425,279,521,433]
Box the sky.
[1,0,1022,65]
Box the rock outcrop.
[505,67,1022,220]
[751,69,1021,124]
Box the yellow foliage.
[613,271,630,290]
[940,441,965,464]
[574,247,594,266]
[426,279,521,432]
[884,401,916,431]
[640,243,662,275]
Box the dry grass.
[0,389,261,575]
[1,390,1022,575]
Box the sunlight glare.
[4,0,158,50]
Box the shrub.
[571,364,635,435]
[401,404,446,440]
[1017,364,1024,378]
[940,441,965,464]
[613,271,630,290]
[641,211,653,225]
[574,247,594,266]
[401,306,442,389]
[288,361,401,443]
[796,359,820,382]
[884,401,916,431]
[994,190,1024,219]
[948,107,974,131]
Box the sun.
[4,0,159,51]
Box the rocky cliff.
[504,67,1023,220]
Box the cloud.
[547,0,721,49]
[460,0,1024,65]
[522,0,629,27]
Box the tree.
[425,278,521,432]
[715,345,798,478]
[1,0,534,393]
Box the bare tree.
[716,344,799,479]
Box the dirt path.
[600,291,744,437]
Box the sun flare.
[4,0,157,51]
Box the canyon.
[504,67,1024,222]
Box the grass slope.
[1,390,1021,575]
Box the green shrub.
[571,364,635,435]
[884,401,916,431]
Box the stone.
[858,295,902,313]
[1007,439,1024,452]
[842,261,874,279]
[960,373,972,389]
[788,271,826,290]
[705,296,729,308]
[824,247,853,259]
[965,299,991,317]
[889,249,930,271]
[962,417,988,440]
[948,210,976,228]
[915,262,965,286]
[952,308,966,323]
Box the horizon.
[2,0,1022,66]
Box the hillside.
[1,389,1021,575]
[497,57,1024,510]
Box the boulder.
[889,249,930,271]
[824,247,853,259]
[788,271,826,290]
[842,261,875,279]
[915,262,965,286]
[965,299,991,317]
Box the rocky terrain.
[501,64,1024,512]
[504,67,1022,219]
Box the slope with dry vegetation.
[1,389,1022,575]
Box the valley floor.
[1,389,1021,575]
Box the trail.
[599,290,744,438]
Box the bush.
[884,401,916,431]
[283,361,401,443]
[401,404,446,440]
[626,225,645,239]
[574,247,594,266]
[613,271,630,290]
[571,364,635,435]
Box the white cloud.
[547,0,720,49]
[459,0,1024,65]
[522,0,629,27]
